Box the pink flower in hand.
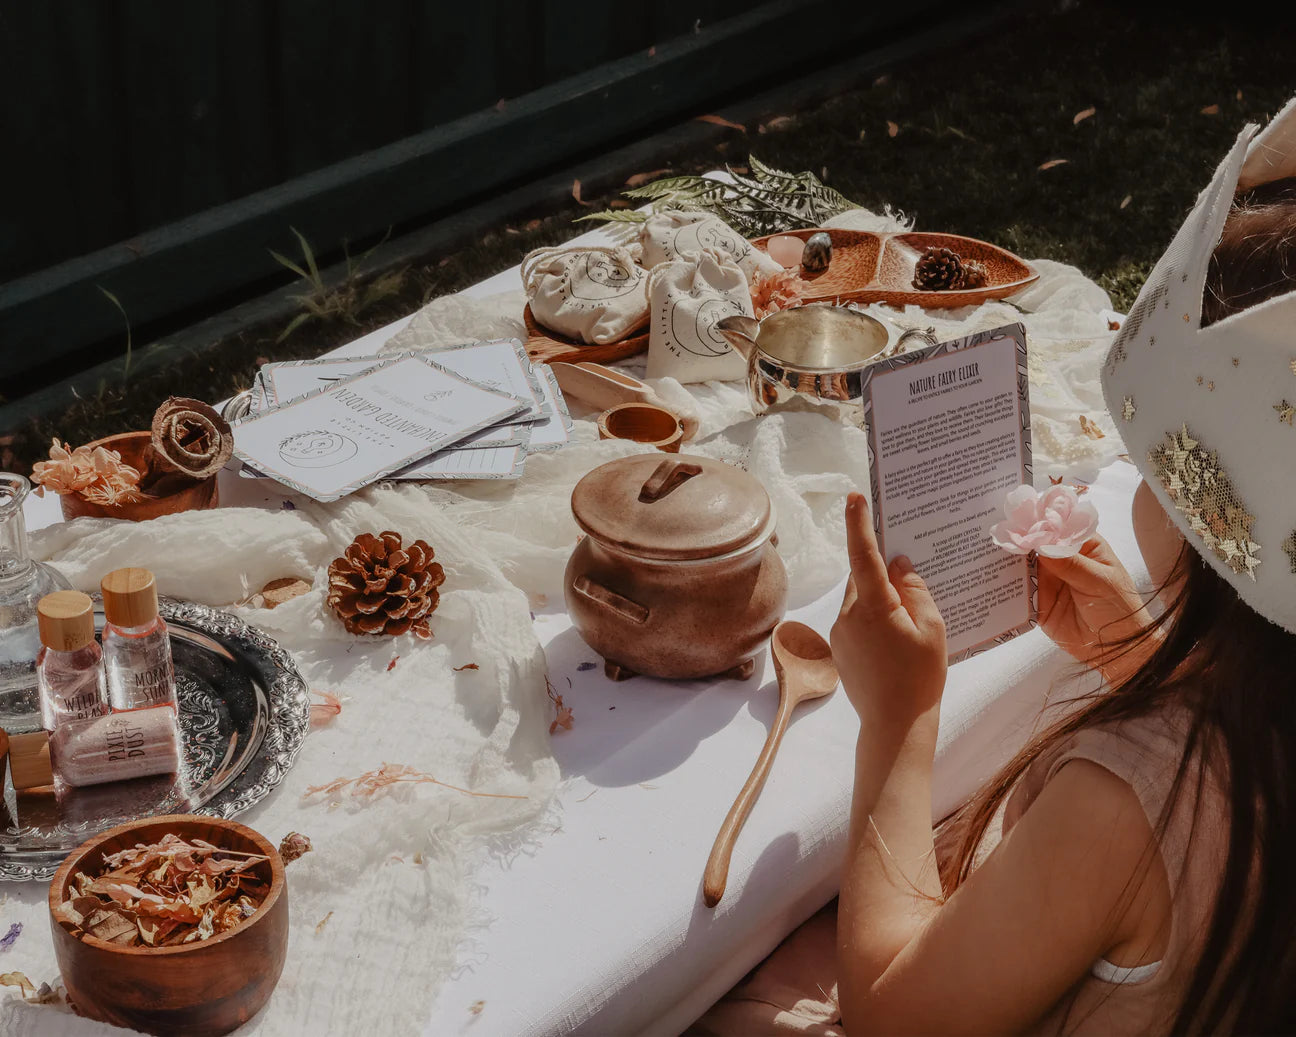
[989,483,1098,558]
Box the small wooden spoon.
[703,621,840,908]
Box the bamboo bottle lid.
[101,567,159,627]
[37,590,96,651]
[9,730,53,790]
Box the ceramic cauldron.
[564,454,788,681]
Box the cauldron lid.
[570,454,772,561]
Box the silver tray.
[0,598,310,882]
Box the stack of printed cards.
[232,339,572,502]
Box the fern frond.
[573,209,651,224]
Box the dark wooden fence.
[0,0,958,387]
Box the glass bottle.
[0,472,72,733]
[50,708,180,788]
[36,590,109,730]
[101,568,177,711]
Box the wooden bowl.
[750,228,1038,308]
[522,304,649,366]
[49,814,288,1036]
[597,402,684,452]
[58,432,219,522]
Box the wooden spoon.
[550,361,699,441]
[703,621,840,908]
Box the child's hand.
[830,493,947,724]
[1037,536,1154,678]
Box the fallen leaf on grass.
[1201,104,1220,115]
[759,115,795,134]
[695,114,745,133]
[886,120,899,138]
[310,690,342,725]
[1073,106,1096,125]
[315,911,333,934]
[1120,195,1132,210]
[453,663,479,672]
[625,168,671,188]
[1038,158,1069,171]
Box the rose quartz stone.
[766,235,806,269]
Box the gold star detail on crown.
[1276,401,1296,426]
[1149,424,1261,580]
[1122,396,1136,421]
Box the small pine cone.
[959,259,988,289]
[326,530,445,638]
[912,247,965,291]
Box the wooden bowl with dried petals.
[58,432,219,522]
[48,814,288,1036]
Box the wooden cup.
[58,432,219,522]
[596,402,684,453]
[49,814,288,1036]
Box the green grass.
[4,2,1293,474]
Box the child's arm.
[832,494,1169,1035]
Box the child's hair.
[941,179,1296,1035]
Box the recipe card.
[861,323,1034,662]
[232,354,527,501]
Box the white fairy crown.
[1102,97,1296,633]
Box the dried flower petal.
[310,690,342,725]
[750,268,808,319]
[0,923,20,951]
[303,763,525,802]
[279,832,313,864]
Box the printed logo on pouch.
[277,430,359,468]
[422,390,452,402]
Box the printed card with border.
[231,354,527,501]
[860,323,1034,664]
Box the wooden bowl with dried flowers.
[36,398,232,523]
[48,814,288,1037]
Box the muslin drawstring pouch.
[639,210,781,282]
[645,248,752,383]
[522,245,648,344]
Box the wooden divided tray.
[751,229,1038,308]
[523,305,649,366]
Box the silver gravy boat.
[717,303,929,426]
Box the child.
[693,99,1296,1035]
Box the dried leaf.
[387,656,399,672]
[695,113,746,133]
[886,120,899,138]
[1078,415,1106,440]
[1201,103,1220,115]
[1,971,35,999]
[759,115,795,134]
[315,911,333,934]
[546,676,574,735]
[310,690,342,725]
[1038,158,1069,171]
[1073,106,1096,125]
[624,168,671,188]
[303,763,526,802]
[1120,195,1132,210]
[453,663,479,672]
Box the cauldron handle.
[638,459,702,503]
[572,575,649,625]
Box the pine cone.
[912,247,965,291]
[326,531,445,638]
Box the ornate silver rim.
[0,599,310,882]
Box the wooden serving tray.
[751,229,1038,308]
[523,305,649,366]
